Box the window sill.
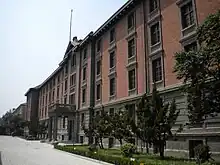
[128,88,136,96]
[96,74,101,80]
[108,42,117,52]
[109,95,116,101]
[126,29,136,41]
[150,41,162,54]
[126,60,137,69]
[109,66,116,75]
[148,9,160,25]
[96,99,101,105]
[181,23,196,37]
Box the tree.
[82,106,112,149]
[135,85,180,158]
[135,94,152,153]
[110,110,134,147]
[174,10,220,125]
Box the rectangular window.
[57,87,59,98]
[109,108,114,115]
[110,28,115,43]
[83,48,87,60]
[82,88,86,103]
[64,96,67,104]
[150,22,160,45]
[128,69,136,90]
[70,74,76,86]
[81,113,85,123]
[69,94,75,105]
[109,51,115,69]
[152,57,162,82]
[149,0,158,13]
[52,79,56,86]
[184,42,197,52]
[49,92,51,103]
[181,1,194,29]
[52,90,55,101]
[80,136,84,144]
[128,12,135,30]
[96,60,101,75]
[96,84,101,100]
[64,79,68,91]
[110,77,116,96]
[97,39,101,52]
[57,75,60,84]
[83,67,87,81]
[65,64,68,75]
[71,54,76,66]
[63,117,66,129]
[128,39,135,58]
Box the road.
[0,136,110,165]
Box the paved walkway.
[0,136,110,165]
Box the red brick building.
[25,0,220,157]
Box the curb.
[54,148,113,165]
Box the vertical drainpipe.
[158,0,166,88]
[142,0,149,94]
[75,47,82,143]
[89,34,95,144]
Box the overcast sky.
[0,0,126,116]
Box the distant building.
[13,103,26,119]
[24,0,220,158]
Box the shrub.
[88,144,98,152]
[121,143,137,158]
[194,144,213,164]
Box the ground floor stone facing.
[38,87,220,159]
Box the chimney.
[72,36,78,42]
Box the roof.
[24,85,41,96]
[93,0,138,38]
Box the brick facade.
[24,0,220,154]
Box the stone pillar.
[48,117,52,141]
[53,115,58,141]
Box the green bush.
[88,144,98,152]
[120,143,137,158]
[194,144,213,164]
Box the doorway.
[189,140,203,158]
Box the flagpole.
[69,9,73,41]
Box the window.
[184,42,197,52]
[152,57,162,82]
[128,39,135,58]
[64,96,67,104]
[110,28,115,43]
[57,75,60,84]
[69,94,75,105]
[52,90,55,101]
[57,87,59,98]
[109,108,114,115]
[151,22,160,45]
[81,113,85,123]
[65,64,68,75]
[96,60,101,75]
[80,136,84,144]
[63,117,66,128]
[64,79,68,91]
[82,67,87,81]
[52,79,56,86]
[97,39,101,52]
[149,0,158,13]
[49,92,51,103]
[128,12,135,30]
[128,104,135,118]
[128,69,136,90]
[181,1,194,29]
[83,48,87,60]
[109,51,115,69]
[110,77,116,96]
[71,54,76,66]
[70,74,76,86]
[82,88,86,103]
[96,84,101,100]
